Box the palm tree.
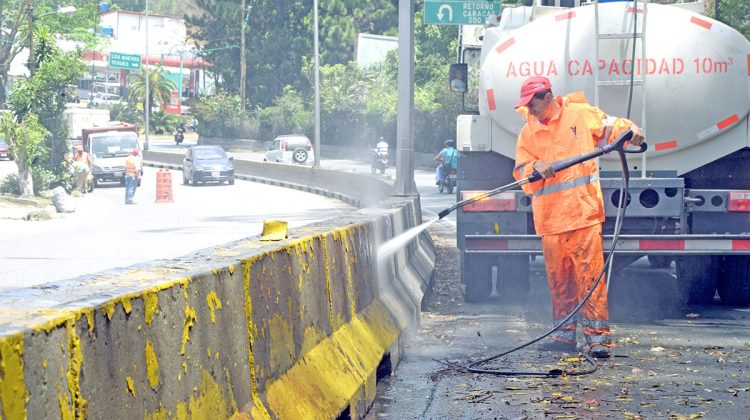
[127,66,176,118]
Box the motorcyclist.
[434,139,459,185]
[175,122,186,144]
[372,136,389,169]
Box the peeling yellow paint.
[242,258,271,420]
[102,301,116,320]
[183,361,188,373]
[126,376,136,397]
[145,404,171,420]
[207,291,223,324]
[59,320,86,419]
[269,313,294,374]
[207,348,211,359]
[181,304,197,355]
[43,358,48,369]
[265,301,398,419]
[122,297,132,314]
[301,326,327,356]
[146,340,159,390]
[83,309,95,336]
[144,292,159,325]
[224,367,239,414]
[0,334,28,420]
[321,235,335,330]
[228,264,235,274]
[168,370,232,420]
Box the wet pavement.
[367,220,750,419]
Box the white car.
[264,134,315,164]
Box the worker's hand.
[533,161,555,179]
[628,125,645,146]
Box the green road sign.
[424,0,501,25]
[109,52,142,70]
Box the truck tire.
[717,256,750,307]
[496,256,530,298]
[292,148,308,163]
[463,254,493,303]
[675,256,719,305]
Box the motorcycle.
[371,150,388,175]
[174,127,185,145]
[437,163,457,194]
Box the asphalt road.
[0,163,356,291]
[0,137,455,291]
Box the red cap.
[515,76,552,109]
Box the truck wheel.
[496,256,530,298]
[292,148,308,163]
[717,256,750,307]
[463,254,493,303]
[675,256,719,305]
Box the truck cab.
[82,123,142,187]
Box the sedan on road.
[182,145,234,185]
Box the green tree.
[8,40,84,176]
[0,0,99,106]
[0,113,49,196]
[193,90,255,138]
[127,66,177,118]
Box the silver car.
[264,134,315,164]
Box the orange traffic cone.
[155,169,174,203]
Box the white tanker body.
[455,1,750,306]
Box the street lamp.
[27,4,78,76]
[240,2,251,110]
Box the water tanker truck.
[454,1,750,305]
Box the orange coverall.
[513,92,633,349]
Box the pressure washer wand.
[437,130,642,219]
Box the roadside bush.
[0,174,21,195]
[256,86,312,141]
[109,101,143,126]
[32,166,68,195]
[193,91,257,139]
[149,111,179,134]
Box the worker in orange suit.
[512,76,644,359]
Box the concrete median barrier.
[0,196,434,419]
[143,151,394,208]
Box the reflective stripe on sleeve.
[534,174,600,197]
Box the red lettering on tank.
[496,38,515,55]
[646,58,657,75]
[658,59,670,74]
[608,59,620,75]
[599,59,606,70]
[690,16,712,30]
[506,62,518,77]
[548,60,558,76]
[582,60,593,75]
[627,7,644,13]
[622,59,632,75]
[568,60,580,76]
[519,62,531,76]
[673,58,685,75]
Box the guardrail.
[144,150,394,208]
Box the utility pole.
[145,0,150,151]
[27,0,34,76]
[313,0,320,167]
[395,0,416,195]
[240,1,249,110]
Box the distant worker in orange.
[124,149,140,204]
[72,146,92,193]
[512,76,644,359]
